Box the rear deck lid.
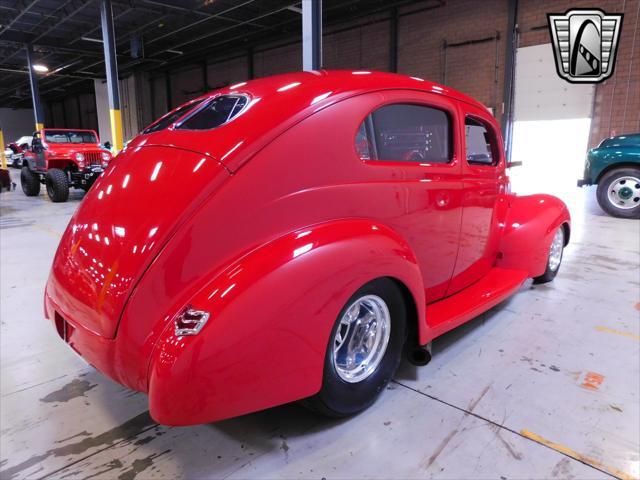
[47,145,229,338]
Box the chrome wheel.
[607,175,640,210]
[548,228,564,272]
[332,294,391,383]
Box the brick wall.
[153,0,639,147]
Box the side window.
[355,103,451,163]
[355,122,372,160]
[465,117,497,166]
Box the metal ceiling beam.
[30,0,94,44]
[141,0,265,28]
[145,0,258,47]
[1,0,94,65]
[0,0,41,36]
[148,2,295,56]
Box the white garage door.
[510,43,595,195]
[513,43,594,121]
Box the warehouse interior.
[1,0,639,479]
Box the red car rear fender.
[147,218,425,425]
[497,194,571,278]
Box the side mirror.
[103,141,112,150]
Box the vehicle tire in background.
[20,166,40,196]
[45,168,70,203]
[596,168,640,219]
[534,226,565,284]
[303,278,407,417]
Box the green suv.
[578,133,640,218]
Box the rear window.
[143,99,205,134]
[599,135,640,148]
[177,95,248,130]
[44,130,97,144]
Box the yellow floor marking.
[520,429,637,480]
[33,224,62,238]
[595,326,640,342]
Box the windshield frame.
[43,130,98,145]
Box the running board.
[424,268,528,343]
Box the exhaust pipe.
[407,343,432,366]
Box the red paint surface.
[45,71,570,425]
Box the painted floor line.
[520,429,636,480]
[392,380,621,480]
[1,374,69,398]
[595,326,640,341]
[32,224,62,238]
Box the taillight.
[174,308,210,336]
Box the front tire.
[596,168,640,219]
[20,166,40,196]
[534,226,565,284]
[304,278,407,417]
[45,168,70,203]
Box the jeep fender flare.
[147,218,424,425]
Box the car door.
[446,103,506,295]
[357,91,464,302]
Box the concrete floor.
[1,167,638,480]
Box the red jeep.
[21,129,113,202]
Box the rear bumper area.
[44,292,147,394]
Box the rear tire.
[303,278,407,417]
[45,168,70,203]
[596,167,640,219]
[20,166,40,196]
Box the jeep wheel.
[596,168,640,219]
[20,166,40,196]
[45,168,70,203]
[303,278,407,417]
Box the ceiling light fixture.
[32,64,48,72]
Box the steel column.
[502,0,518,161]
[0,127,6,170]
[100,0,123,152]
[25,44,45,130]
[302,0,322,70]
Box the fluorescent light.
[166,49,183,55]
[32,64,48,72]
[81,36,103,44]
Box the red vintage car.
[45,71,570,425]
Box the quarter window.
[356,104,451,163]
[465,117,497,166]
[143,99,204,134]
[177,95,248,130]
